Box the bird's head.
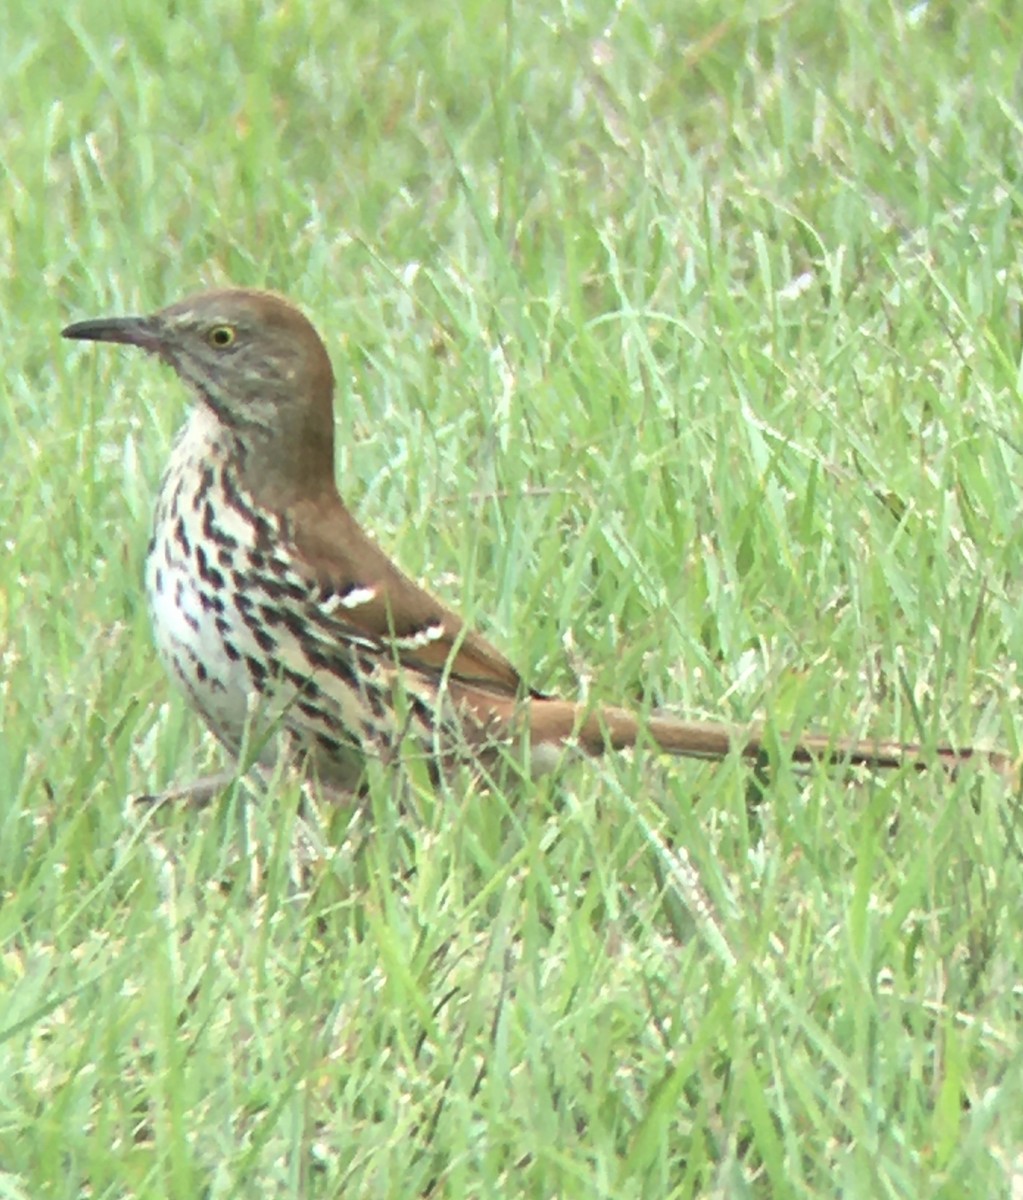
[63,288,337,487]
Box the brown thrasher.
[62,289,1011,800]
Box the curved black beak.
[62,314,163,353]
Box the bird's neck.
[170,404,337,514]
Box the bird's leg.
[134,770,240,808]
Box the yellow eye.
[208,325,236,348]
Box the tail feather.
[526,697,1017,779]
[444,682,1015,779]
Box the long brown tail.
[523,697,1017,779]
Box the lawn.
[3,1,1023,1195]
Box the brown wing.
[289,493,528,696]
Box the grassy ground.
[3,0,1023,1195]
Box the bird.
[61,288,1013,801]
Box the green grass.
[3,0,1023,1194]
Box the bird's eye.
[208,325,236,348]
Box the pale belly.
[145,538,253,750]
[144,505,385,790]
